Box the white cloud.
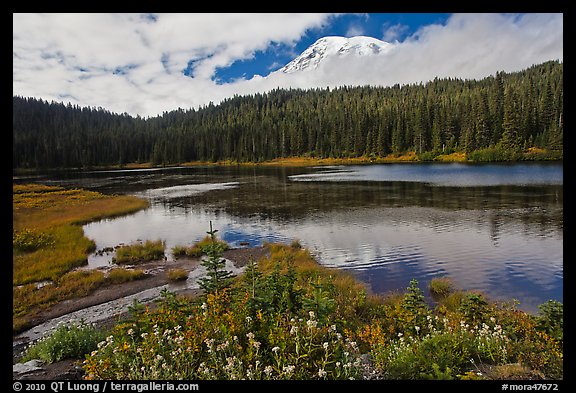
[382,23,409,42]
[265,13,563,91]
[346,24,365,37]
[13,13,562,117]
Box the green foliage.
[112,240,165,265]
[536,300,563,342]
[301,277,336,324]
[14,61,562,168]
[371,315,511,379]
[21,320,106,364]
[198,223,235,295]
[402,279,427,314]
[417,151,437,162]
[459,293,489,324]
[13,228,55,252]
[467,146,514,162]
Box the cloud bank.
[13,13,563,117]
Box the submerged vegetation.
[12,184,149,332]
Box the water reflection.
[18,163,562,313]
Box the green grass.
[167,268,189,281]
[172,235,229,259]
[428,277,455,300]
[107,268,147,284]
[13,183,149,333]
[112,240,166,265]
[171,245,203,258]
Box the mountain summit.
[280,36,394,74]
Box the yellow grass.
[526,147,548,154]
[13,183,149,332]
[259,243,366,298]
[434,152,468,162]
[82,151,466,169]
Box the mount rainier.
[279,36,394,74]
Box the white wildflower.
[283,365,295,376]
[318,368,327,378]
[307,319,318,329]
[272,346,280,353]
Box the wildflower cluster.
[21,319,105,364]
[82,244,563,380]
[371,315,511,379]
[83,291,361,380]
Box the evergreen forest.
[13,60,563,169]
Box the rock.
[13,359,44,375]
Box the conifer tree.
[198,222,235,296]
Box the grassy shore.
[80,243,562,380]
[23,147,559,172]
[13,184,150,332]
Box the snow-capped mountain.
[280,36,394,74]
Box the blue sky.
[212,13,451,83]
[13,13,562,117]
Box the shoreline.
[12,150,563,173]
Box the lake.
[16,162,563,313]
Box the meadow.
[13,184,150,332]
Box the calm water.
[17,162,563,313]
